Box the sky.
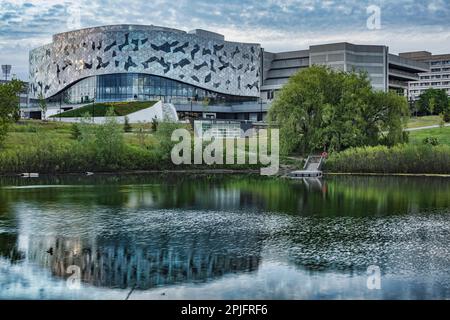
[1,0,450,80]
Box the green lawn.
[50,101,157,118]
[407,115,443,129]
[409,126,450,146]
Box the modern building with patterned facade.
[28,25,262,120]
[27,25,430,121]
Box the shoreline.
[0,169,262,178]
[1,169,449,178]
[324,172,450,178]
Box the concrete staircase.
[162,103,179,122]
[304,156,324,171]
[288,155,324,179]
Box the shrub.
[444,112,450,123]
[91,109,124,170]
[151,116,158,132]
[71,123,82,140]
[325,144,450,174]
[124,116,132,133]
[423,137,439,146]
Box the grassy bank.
[0,120,264,174]
[50,101,156,118]
[324,144,450,174]
[408,126,450,146]
[407,115,443,129]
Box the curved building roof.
[29,24,261,99]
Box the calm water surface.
[0,174,449,300]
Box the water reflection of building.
[15,235,262,290]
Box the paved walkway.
[405,123,450,132]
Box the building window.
[46,73,257,106]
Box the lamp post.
[59,94,62,122]
[92,87,96,123]
[260,98,263,122]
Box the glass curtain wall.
[47,73,256,106]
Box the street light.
[260,98,263,122]
[92,87,97,123]
[59,94,62,122]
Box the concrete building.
[27,25,429,121]
[261,43,429,103]
[399,51,450,101]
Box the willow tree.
[268,65,409,155]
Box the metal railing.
[303,156,325,171]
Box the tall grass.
[0,121,262,174]
[0,134,163,174]
[325,144,450,174]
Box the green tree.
[135,122,147,147]
[38,92,47,120]
[370,91,410,146]
[268,66,409,155]
[93,108,124,168]
[444,110,450,123]
[124,116,132,132]
[417,88,449,116]
[0,80,23,146]
[151,116,159,132]
[71,123,82,140]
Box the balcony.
[389,69,420,81]
[174,100,271,114]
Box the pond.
[0,174,449,299]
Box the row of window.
[420,74,450,80]
[410,88,450,95]
[47,73,256,106]
[411,81,450,87]
[431,67,450,72]
[431,60,450,66]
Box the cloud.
[0,0,449,80]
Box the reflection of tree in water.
[2,174,450,291]
[1,175,450,217]
[15,234,262,290]
[0,234,24,263]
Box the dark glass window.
[49,73,257,106]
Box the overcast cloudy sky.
[1,0,450,80]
